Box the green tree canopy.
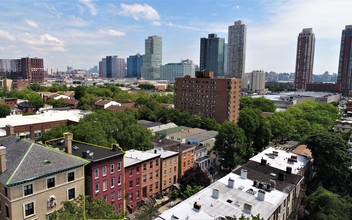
[178,166,211,190]
[0,104,11,118]
[240,96,276,112]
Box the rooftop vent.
[226,199,233,204]
[44,160,51,165]
[243,203,252,214]
[240,169,247,179]
[257,190,266,201]
[171,215,179,220]
[278,172,286,181]
[228,178,235,188]
[286,166,292,174]
[270,179,276,190]
[260,158,267,165]
[212,189,220,199]
[193,202,201,210]
[246,188,256,195]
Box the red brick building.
[175,71,241,123]
[124,157,142,213]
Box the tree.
[304,187,352,220]
[252,119,271,153]
[306,131,352,194]
[138,84,156,90]
[180,185,204,198]
[202,117,220,131]
[214,122,245,169]
[135,198,159,220]
[73,86,87,100]
[41,125,71,143]
[178,166,211,190]
[240,96,276,112]
[269,112,294,142]
[77,93,97,111]
[0,104,11,118]
[47,98,68,108]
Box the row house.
[49,133,125,213]
[124,157,143,213]
[125,150,161,198]
[163,143,196,177]
[0,136,87,220]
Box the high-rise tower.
[199,34,225,77]
[142,35,162,79]
[227,20,246,78]
[337,25,352,95]
[294,28,315,90]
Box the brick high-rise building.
[337,25,352,95]
[294,28,315,90]
[175,71,241,123]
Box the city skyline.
[1,0,352,74]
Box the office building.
[224,43,228,75]
[99,56,126,78]
[127,53,143,78]
[250,70,266,92]
[0,57,44,83]
[200,34,225,77]
[294,28,315,90]
[337,25,352,95]
[175,71,241,123]
[227,20,247,78]
[0,136,87,220]
[160,59,196,82]
[142,35,162,80]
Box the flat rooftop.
[125,149,160,161]
[250,147,309,174]
[252,91,339,101]
[157,172,288,220]
[145,148,178,159]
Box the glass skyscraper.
[127,53,143,78]
[337,25,352,95]
[199,34,225,77]
[142,35,162,80]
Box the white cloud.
[0,30,15,41]
[68,16,89,27]
[20,33,65,52]
[98,29,126,36]
[79,0,97,16]
[119,3,160,24]
[25,19,38,28]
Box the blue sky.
[1,0,352,74]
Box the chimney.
[154,149,157,154]
[5,125,14,136]
[260,158,267,165]
[193,202,201,210]
[257,190,265,201]
[64,133,73,154]
[82,151,87,159]
[270,179,276,190]
[243,203,252,214]
[240,169,247,179]
[0,145,7,173]
[112,144,117,151]
[228,178,235,188]
[212,189,219,199]
[286,166,292,174]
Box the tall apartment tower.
[337,25,352,95]
[294,28,315,90]
[127,53,143,78]
[200,34,225,77]
[227,20,247,78]
[250,70,265,92]
[175,71,241,123]
[142,35,162,79]
[99,56,126,78]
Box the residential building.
[95,100,121,110]
[294,28,315,91]
[165,128,206,144]
[154,126,190,139]
[142,35,162,80]
[146,148,179,192]
[124,157,142,213]
[125,150,161,198]
[337,25,352,95]
[200,34,225,77]
[306,82,341,93]
[250,70,266,92]
[160,59,196,82]
[99,56,126,78]
[0,109,91,139]
[185,130,218,151]
[145,122,178,136]
[163,143,196,177]
[227,20,247,78]
[48,133,125,213]
[127,53,143,78]
[0,136,87,220]
[175,71,241,123]
[0,57,44,83]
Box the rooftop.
[145,148,178,159]
[155,126,190,138]
[125,149,160,161]
[0,136,87,186]
[168,128,207,140]
[187,130,218,143]
[250,147,309,174]
[148,123,178,133]
[153,139,179,149]
[157,172,288,220]
[252,91,339,101]
[292,145,312,159]
[163,143,197,153]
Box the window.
[169,178,172,184]
[47,177,55,189]
[103,166,107,176]
[94,168,99,179]
[111,178,115,188]
[143,175,146,183]
[117,175,122,185]
[136,190,140,198]
[23,184,33,196]
[149,173,153,180]
[149,184,153,192]
[169,159,171,165]
[95,183,99,194]
[164,181,166,187]
[6,205,9,219]
[156,170,159,178]
[169,168,172,174]
[117,162,121,171]
[136,166,140,173]
[68,171,75,182]
[111,192,115,202]
[118,190,122,200]
[24,202,34,217]
[118,204,122,211]
[156,159,159,166]
[174,166,177,172]
[110,164,115,174]
[136,178,140,186]
[68,188,75,200]
[129,180,133,188]
[129,193,133,201]
[183,162,186,167]
[143,163,146,171]
[164,170,166,176]
[129,169,133,176]
[103,180,107,191]
[155,182,159,190]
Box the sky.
[1,0,352,74]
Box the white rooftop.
[125,149,160,162]
[124,157,141,167]
[0,110,91,129]
[145,148,178,159]
[157,172,288,220]
[250,147,309,174]
[148,123,178,133]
